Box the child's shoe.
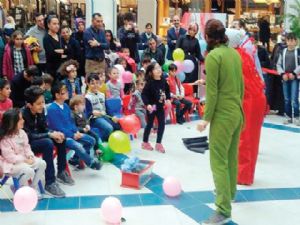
[142,142,154,151]
[155,143,166,153]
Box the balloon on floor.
[101,197,123,224]
[108,131,131,154]
[163,177,182,197]
[13,186,38,213]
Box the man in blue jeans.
[277,32,300,126]
[23,86,71,197]
[47,82,102,170]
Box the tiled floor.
[0,115,299,225]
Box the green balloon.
[99,142,115,162]
[162,60,173,72]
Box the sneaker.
[202,212,231,225]
[294,119,300,126]
[45,182,66,198]
[90,160,102,170]
[57,171,75,186]
[142,142,154,151]
[283,118,292,125]
[155,143,166,153]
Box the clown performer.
[197,19,244,225]
[226,29,267,186]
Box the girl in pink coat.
[0,108,46,190]
[2,31,34,80]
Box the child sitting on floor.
[86,74,120,141]
[0,108,46,191]
[129,79,146,128]
[0,79,12,123]
[70,95,102,157]
[42,74,54,104]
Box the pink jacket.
[0,129,34,173]
[2,44,34,80]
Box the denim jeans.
[66,134,96,167]
[282,79,299,118]
[172,98,192,119]
[91,117,114,141]
[30,138,66,186]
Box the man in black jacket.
[142,38,165,66]
[10,65,39,108]
[22,86,74,197]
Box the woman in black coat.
[177,23,204,91]
[43,16,66,81]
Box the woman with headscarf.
[176,23,204,90]
[197,20,244,225]
[226,29,266,186]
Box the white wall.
[85,0,118,34]
[137,0,157,34]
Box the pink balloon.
[13,186,38,213]
[101,197,123,224]
[122,71,133,84]
[174,61,184,74]
[163,177,182,197]
[183,59,195,73]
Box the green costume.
[204,45,244,218]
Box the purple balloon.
[183,60,195,73]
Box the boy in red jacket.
[168,64,192,124]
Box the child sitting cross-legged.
[167,63,192,124]
[69,95,103,158]
[47,82,101,170]
[85,74,120,141]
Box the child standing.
[86,74,119,141]
[277,33,300,126]
[0,79,12,123]
[70,95,102,157]
[60,60,81,100]
[106,67,124,99]
[168,64,192,124]
[0,108,46,191]
[47,82,101,170]
[142,63,171,153]
[130,79,146,128]
[42,74,54,104]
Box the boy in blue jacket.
[47,82,101,170]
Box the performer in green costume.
[198,19,244,225]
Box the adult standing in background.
[259,16,271,52]
[84,13,108,75]
[177,23,203,85]
[167,15,186,60]
[44,16,67,81]
[61,25,81,62]
[197,19,244,225]
[73,19,86,78]
[139,23,157,50]
[118,13,140,63]
[26,13,47,74]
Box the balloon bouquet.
[162,48,195,82]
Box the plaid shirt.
[13,47,25,75]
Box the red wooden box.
[121,160,155,189]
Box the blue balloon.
[199,40,207,56]
[177,72,186,82]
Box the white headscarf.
[225,28,243,49]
